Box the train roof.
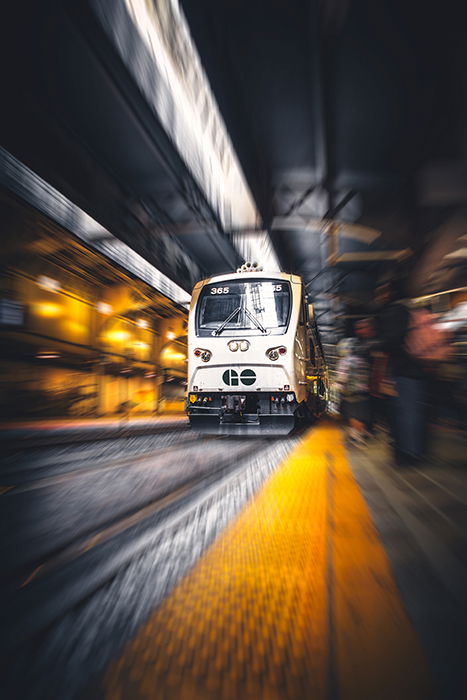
[193,271,302,290]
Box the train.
[186,263,327,434]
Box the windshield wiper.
[212,306,241,336]
[245,308,269,334]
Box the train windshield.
[196,279,291,337]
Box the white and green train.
[187,265,327,434]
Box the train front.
[187,271,301,434]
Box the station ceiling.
[180,0,467,305]
[2,0,467,347]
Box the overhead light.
[33,302,61,318]
[105,330,129,343]
[37,275,60,293]
[443,248,467,259]
[36,351,60,359]
[118,0,258,231]
[97,302,113,315]
[166,330,176,340]
[137,318,148,329]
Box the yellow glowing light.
[37,275,60,292]
[66,321,88,337]
[132,340,149,349]
[161,349,186,361]
[33,302,62,318]
[166,330,176,340]
[105,330,130,343]
[137,318,148,329]
[97,301,113,315]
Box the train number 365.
[210,287,230,294]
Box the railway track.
[1,436,297,657]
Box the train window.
[299,296,307,326]
[309,336,316,363]
[196,279,291,337]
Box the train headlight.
[266,346,286,361]
[286,393,295,402]
[239,340,250,352]
[194,348,212,362]
[189,394,198,403]
[228,340,239,352]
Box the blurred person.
[355,316,397,437]
[375,281,450,465]
[354,316,384,434]
[436,291,467,431]
[335,338,350,423]
[335,337,371,446]
[375,280,421,465]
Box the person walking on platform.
[375,281,450,466]
[335,337,371,446]
[354,316,385,435]
[375,281,425,465]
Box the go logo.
[222,368,256,386]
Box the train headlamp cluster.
[189,394,213,404]
[228,339,250,352]
[236,261,264,273]
[194,348,212,362]
[266,346,287,361]
[271,393,295,404]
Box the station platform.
[0,415,186,430]
[0,414,187,448]
[99,422,461,700]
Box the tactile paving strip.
[104,423,432,700]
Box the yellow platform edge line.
[328,427,433,699]
[104,422,432,700]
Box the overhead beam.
[333,249,412,263]
[91,0,258,233]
